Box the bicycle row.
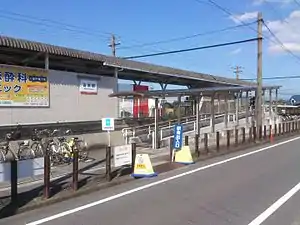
[0,127,89,166]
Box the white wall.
[0,69,118,124]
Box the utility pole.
[256,12,263,130]
[232,66,243,80]
[108,34,120,56]
[108,34,121,117]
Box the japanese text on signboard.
[173,124,183,150]
[0,64,49,107]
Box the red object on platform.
[133,85,149,118]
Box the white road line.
[26,136,300,225]
[248,181,300,225]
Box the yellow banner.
[0,64,49,107]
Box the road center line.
[26,136,300,225]
[248,181,300,225]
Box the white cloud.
[230,48,242,55]
[253,0,294,5]
[266,10,300,53]
[230,11,258,24]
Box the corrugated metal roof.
[109,85,281,98]
[0,35,255,86]
[104,59,254,86]
[0,35,109,61]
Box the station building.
[0,36,254,125]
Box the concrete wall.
[0,69,118,124]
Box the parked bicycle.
[0,126,22,162]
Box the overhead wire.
[118,22,256,50]
[293,0,300,7]
[0,9,111,39]
[123,38,258,59]
[193,0,300,65]
[241,75,300,81]
[262,20,300,63]
[0,9,174,55]
[262,0,289,24]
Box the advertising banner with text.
[0,64,49,107]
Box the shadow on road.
[0,157,107,219]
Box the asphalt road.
[2,136,300,225]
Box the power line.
[118,22,256,50]
[0,14,110,42]
[0,9,173,55]
[123,38,258,59]
[194,0,300,65]
[293,0,300,7]
[262,20,300,63]
[0,10,112,39]
[262,0,289,25]
[241,75,300,80]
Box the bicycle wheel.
[77,140,89,161]
[0,148,6,162]
[18,146,35,160]
[47,142,64,166]
[31,142,44,157]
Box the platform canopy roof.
[109,85,281,99]
[0,35,256,87]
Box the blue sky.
[0,0,300,98]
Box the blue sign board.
[102,118,115,131]
[105,118,111,127]
[173,124,183,150]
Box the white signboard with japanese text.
[79,78,98,95]
[113,145,132,167]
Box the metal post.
[275,89,278,122]
[195,134,199,156]
[44,150,51,199]
[245,91,249,125]
[196,96,200,135]
[106,146,112,182]
[235,92,239,127]
[177,96,181,123]
[264,125,267,139]
[184,136,189,146]
[114,68,119,118]
[72,146,79,191]
[242,127,246,143]
[253,126,257,141]
[217,94,220,113]
[204,133,208,153]
[154,98,159,149]
[269,89,272,125]
[225,94,229,128]
[235,129,238,146]
[216,131,220,151]
[259,125,262,140]
[256,12,263,133]
[211,93,215,133]
[11,159,18,203]
[169,137,174,162]
[227,130,230,148]
[131,142,136,173]
[279,123,281,135]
